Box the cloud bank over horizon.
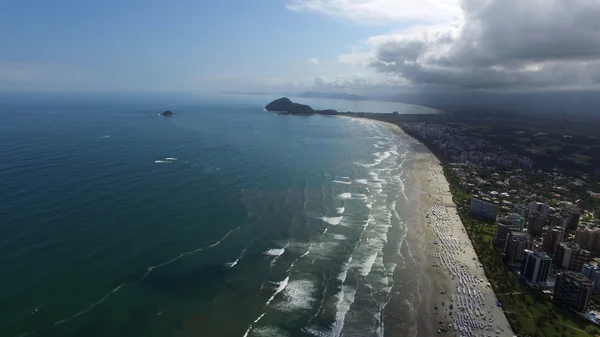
[292,0,600,92]
[1,0,600,94]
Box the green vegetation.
[444,116,600,173]
[443,165,600,337]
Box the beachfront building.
[529,201,550,218]
[527,212,547,237]
[565,205,582,230]
[540,227,564,255]
[550,213,570,230]
[556,242,590,272]
[504,232,533,266]
[470,197,498,221]
[583,263,600,294]
[575,228,600,251]
[513,204,530,220]
[521,249,552,287]
[541,232,552,252]
[553,271,593,312]
[504,213,526,231]
[494,223,516,251]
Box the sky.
[1,0,600,94]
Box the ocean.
[0,93,423,337]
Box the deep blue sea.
[0,93,423,337]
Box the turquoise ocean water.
[0,94,424,337]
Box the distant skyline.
[1,0,600,94]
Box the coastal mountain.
[264,97,315,115]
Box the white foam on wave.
[355,179,368,185]
[275,279,316,312]
[338,256,352,282]
[375,151,391,164]
[319,216,342,226]
[310,239,342,259]
[375,310,385,337]
[264,248,285,257]
[99,135,110,139]
[358,154,389,168]
[164,157,178,161]
[303,326,329,337]
[337,192,352,200]
[336,207,345,214]
[266,276,289,306]
[154,160,171,164]
[332,234,347,241]
[361,253,378,277]
[242,312,267,337]
[368,171,382,182]
[333,180,351,185]
[143,226,240,279]
[225,246,249,268]
[368,182,383,189]
[332,285,357,337]
[225,260,239,268]
[252,326,290,337]
[353,194,368,200]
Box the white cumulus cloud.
[307,57,320,65]
[296,0,600,91]
[367,0,600,89]
[286,0,461,25]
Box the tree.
[534,312,548,336]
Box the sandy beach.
[384,122,514,337]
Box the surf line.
[19,285,124,337]
[19,226,242,337]
[142,225,241,279]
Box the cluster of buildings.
[401,123,533,169]
[483,199,600,312]
[400,121,600,315]
[575,225,600,251]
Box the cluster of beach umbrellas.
[428,205,505,337]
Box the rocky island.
[264,97,340,115]
[265,97,442,122]
[265,97,317,115]
[161,111,174,117]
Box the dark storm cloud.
[369,0,600,89]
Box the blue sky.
[2,0,597,93]
[0,0,395,92]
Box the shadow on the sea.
[42,305,158,337]
[39,264,230,337]
[111,269,149,287]
[111,258,232,296]
[140,263,229,297]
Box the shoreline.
[378,121,514,337]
